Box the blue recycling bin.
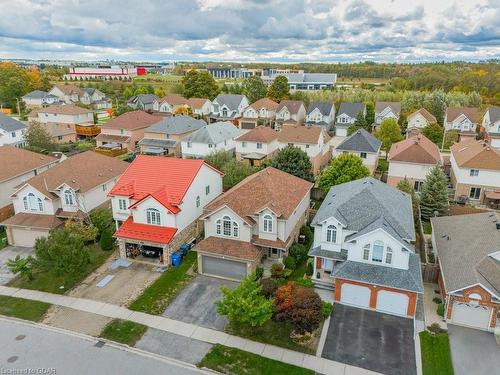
[171,252,182,267]
[180,244,189,256]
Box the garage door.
[10,228,48,247]
[376,290,409,316]
[451,302,492,330]
[201,255,247,280]
[340,283,371,308]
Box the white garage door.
[201,255,247,280]
[10,228,48,247]
[376,290,409,316]
[451,302,492,330]
[340,283,371,308]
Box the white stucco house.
[482,106,500,149]
[305,101,336,130]
[0,113,27,147]
[333,128,381,174]
[406,108,437,138]
[335,103,366,137]
[444,107,478,143]
[211,94,249,122]
[21,90,60,107]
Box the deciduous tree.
[24,122,56,151]
[242,76,267,103]
[422,123,443,146]
[182,70,220,100]
[374,118,403,156]
[267,75,289,102]
[318,153,370,192]
[270,145,313,181]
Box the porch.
[260,246,285,277]
[309,247,348,290]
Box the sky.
[0,0,499,63]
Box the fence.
[421,263,439,283]
[311,188,326,201]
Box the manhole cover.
[15,335,26,341]
[8,356,18,363]
[94,340,106,348]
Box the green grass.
[8,244,113,294]
[199,344,314,375]
[422,221,432,235]
[0,296,50,321]
[99,319,148,346]
[419,331,454,375]
[129,251,197,315]
[0,230,7,250]
[227,319,315,354]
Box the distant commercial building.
[262,72,337,91]
[64,65,146,80]
[207,67,261,79]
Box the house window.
[372,241,384,262]
[217,215,239,238]
[205,185,210,195]
[469,187,481,200]
[360,152,367,159]
[187,141,192,148]
[326,225,337,243]
[363,244,370,260]
[208,144,214,148]
[216,220,221,235]
[102,184,107,192]
[118,199,127,210]
[305,144,310,149]
[256,143,263,149]
[11,132,16,138]
[23,196,28,210]
[242,142,247,148]
[263,214,273,233]
[64,189,74,205]
[120,129,125,135]
[146,208,161,225]
[385,247,393,264]
[414,181,424,192]
[57,136,63,141]
[196,196,200,208]
[222,108,228,117]
[223,216,232,236]
[469,169,479,177]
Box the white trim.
[449,283,500,301]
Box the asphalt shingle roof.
[0,113,27,132]
[486,106,500,123]
[307,101,334,115]
[336,128,381,153]
[145,115,206,135]
[213,94,246,111]
[183,121,242,144]
[22,90,58,99]
[337,102,365,118]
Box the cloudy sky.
[0,0,499,62]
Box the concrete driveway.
[322,304,416,375]
[162,275,238,331]
[0,246,35,285]
[448,324,500,375]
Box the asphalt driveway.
[162,275,238,331]
[448,324,500,375]
[0,246,35,285]
[322,304,416,375]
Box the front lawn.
[99,319,148,346]
[419,331,454,375]
[0,296,50,321]
[128,251,197,315]
[199,344,314,375]
[8,244,113,294]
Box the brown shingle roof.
[159,94,188,106]
[101,111,158,131]
[408,108,437,123]
[196,236,262,261]
[42,123,76,137]
[375,101,401,114]
[277,124,323,145]
[186,97,210,109]
[451,140,500,171]
[1,212,63,229]
[205,167,312,220]
[0,146,58,183]
[388,134,441,165]
[446,107,478,123]
[38,105,92,116]
[53,84,83,96]
[250,98,279,111]
[277,100,304,114]
[17,151,129,197]
[235,126,278,143]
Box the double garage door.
[201,255,247,281]
[340,283,409,316]
[451,302,492,330]
[9,228,48,247]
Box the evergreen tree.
[419,165,449,220]
[365,102,375,125]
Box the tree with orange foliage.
[174,105,193,116]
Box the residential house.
[387,134,442,192]
[153,94,189,113]
[310,177,423,318]
[181,122,243,158]
[333,128,381,174]
[81,88,110,109]
[449,140,500,204]
[28,105,97,138]
[21,90,60,107]
[1,151,127,247]
[0,146,58,222]
[305,102,336,130]
[277,125,331,175]
[127,94,159,111]
[444,107,479,143]
[406,108,437,138]
[235,126,279,166]
[210,94,249,123]
[373,102,401,129]
[111,156,223,265]
[0,113,27,147]
[96,111,159,153]
[49,84,84,104]
[432,212,500,331]
[335,103,366,137]
[482,106,500,149]
[196,167,312,280]
[139,115,206,157]
[41,123,78,144]
[238,98,279,130]
[186,98,212,119]
[273,100,306,130]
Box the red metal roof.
[114,217,177,244]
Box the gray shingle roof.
[336,128,381,153]
[145,116,206,135]
[307,101,334,115]
[309,247,348,261]
[338,102,365,118]
[431,212,500,297]
[332,253,423,293]
[213,94,246,111]
[22,90,58,99]
[487,106,500,123]
[312,177,415,243]
[375,101,401,115]
[183,121,243,144]
[0,113,27,132]
[138,138,177,148]
[128,94,158,105]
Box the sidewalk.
[0,285,381,375]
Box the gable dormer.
[130,195,176,228]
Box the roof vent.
[71,179,76,183]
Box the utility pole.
[16,97,21,117]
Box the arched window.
[222,108,228,117]
[196,196,200,208]
[363,244,370,260]
[263,215,273,233]
[326,225,337,243]
[217,215,239,237]
[372,241,384,262]
[385,247,393,264]
[64,189,74,205]
[222,215,232,236]
[26,193,43,212]
[146,208,161,225]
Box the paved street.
[0,318,207,375]
[0,246,35,285]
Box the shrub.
[289,243,308,264]
[99,229,114,251]
[270,263,284,279]
[283,256,296,270]
[300,226,313,246]
[428,323,447,335]
[260,278,278,298]
[64,220,98,243]
[192,259,198,273]
[322,301,333,318]
[295,277,314,288]
[255,267,264,280]
[90,208,114,237]
[432,297,442,304]
[306,259,313,276]
[437,303,445,317]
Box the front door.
[324,259,334,273]
[269,248,280,259]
